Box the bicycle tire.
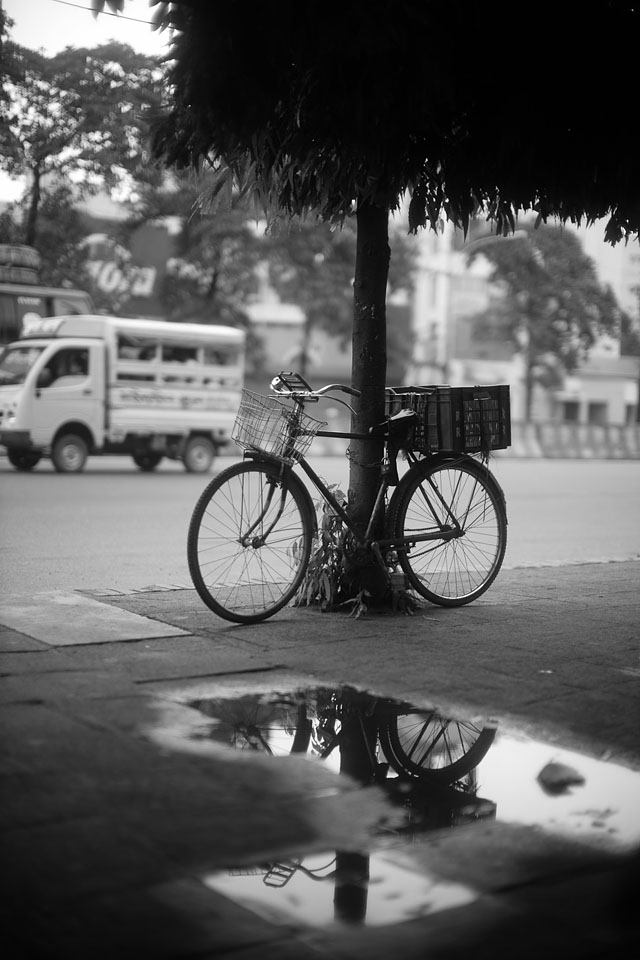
[187,460,315,623]
[378,707,497,783]
[388,456,507,606]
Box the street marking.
[0,591,189,646]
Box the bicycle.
[187,370,509,624]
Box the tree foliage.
[0,38,163,245]
[98,1,640,245]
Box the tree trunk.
[299,314,312,378]
[525,358,534,423]
[343,200,390,598]
[25,167,41,247]
[348,200,390,535]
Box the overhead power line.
[50,0,155,26]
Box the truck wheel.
[132,452,163,472]
[183,436,215,473]
[52,434,88,473]
[7,450,42,471]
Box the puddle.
[149,682,640,928]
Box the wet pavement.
[1,560,639,958]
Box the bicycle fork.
[238,475,287,549]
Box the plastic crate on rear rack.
[385,384,511,455]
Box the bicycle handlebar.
[315,382,361,398]
[270,371,361,399]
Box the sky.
[3,0,168,56]
[1,0,170,200]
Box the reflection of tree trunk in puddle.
[290,704,312,753]
[333,851,370,923]
[333,709,377,922]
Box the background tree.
[0,183,90,282]
[0,39,163,246]
[150,175,268,374]
[268,216,416,380]
[0,5,12,122]
[465,224,629,420]
[0,183,133,313]
[159,187,263,327]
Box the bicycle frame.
[245,425,471,560]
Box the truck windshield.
[0,344,45,385]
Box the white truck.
[0,314,245,473]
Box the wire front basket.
[232,389,326,464]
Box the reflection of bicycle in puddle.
[191,686,497,919]
[189,685,497,786]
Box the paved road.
[1,455,639,595]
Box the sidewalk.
[1,561,639,958]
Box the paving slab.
[0,591,189,645]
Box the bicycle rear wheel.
[187,460,314,623]
[378,707,497,783]
[388,457,507,606]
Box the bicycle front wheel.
[187,460,314,623]
[389,457,507,606]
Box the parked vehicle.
[0,244,96,345]
[0,314,245,473]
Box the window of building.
[562,401,580,422]
[587,402,607,426]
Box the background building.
[407,221,639,427]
